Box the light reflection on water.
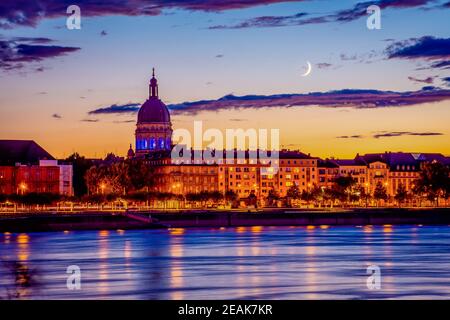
[1,225,450,299]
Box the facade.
[127,72,450,203]
[0,140,73,196]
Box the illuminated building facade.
[128,73,450,201]
[0,140,73,195]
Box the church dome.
[137,97,170,123]
[137,69,171,124]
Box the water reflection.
[1,226,450,299]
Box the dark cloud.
[408,75,435,84]
[316,62,333,69]
[336,135,364,139]
[209,0,437,29]
[373,131,443,139]
[168,88,450,115]
[386,36,450,71]
[52,113,62,119]
[209,12,309,29]
[0,37,80,70]
[81,119,100,123]
[340,53,358,61]
[215,54,224,58]
[0,0,302,29]
[386,36,450,60]
[430,60,450,69]
[88,103,141,115]
[113,120,135,123]
[443,77,450,86]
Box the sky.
[0,0,449,159]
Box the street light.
[19,183,27,195]
[100,183,106,195]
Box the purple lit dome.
[137,69,171,124]
[137,98,171,124]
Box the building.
[125,71,450,203]
[134,69,172,159]
[0,140,73,196]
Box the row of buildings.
[128,71,450,199]
[1,71,449,201]
[151,149,450,199]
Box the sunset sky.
[1,0,449,159]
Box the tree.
[266,188,279,207]
[413,161,450,207]
[332,175,356,206]
[246,191,257,207]
[373,181,388,206]
[65,153,95,197]
[225,190,238,208]
[394,183,408,207]
[286,185,300,207]
[127,159,155,191]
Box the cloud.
[373,131,443,139]
[0,37,80,70]
[336,135,364,139]
[88,103,141,115]
[229,118,248,122]
[208,0,438,29]
[168,87,450,115]
[408,75,435,84]
[215,54,224,58]
[443,77,450,86]
[52,113,62,119]
[209,12,309,29]
[386,36,450,61]
[113,120,135,123]
[430,60,450,69]
[81,119,100,123]
[0,0,303,29]
[340,53,358,61]
[316,62,333,69]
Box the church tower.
[135,69,172,158]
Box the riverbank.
[1,208,450,232]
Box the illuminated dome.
[137,97,170,123]
[137,69,170,123]
[134,68,173,158]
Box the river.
[1,225,450,299]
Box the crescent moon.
[301,61,312,77]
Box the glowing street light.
[19,183,27,195]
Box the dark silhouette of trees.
[394,183,408,207]
[85,159,155,195]
[286,185,300,207]
[65,153,95,197]
[266,188,279,207]
[373,181,388,206]
[413,161,450,207]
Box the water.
[1,225,450,299]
